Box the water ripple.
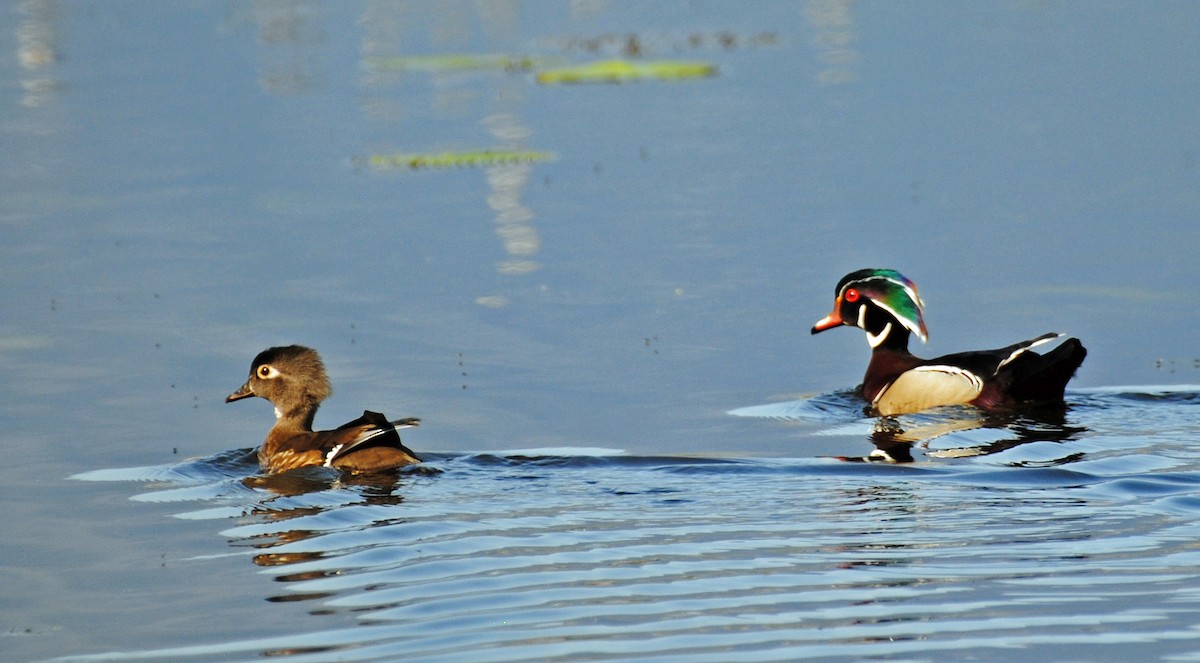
[64,386,1200,661]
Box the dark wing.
[931,333,1086,407]
[994,337,1087,403]
[926,333,1064,380]
[323,411,421,466]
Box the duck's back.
[261,411,421,474]
[991,337,1087,405]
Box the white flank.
[873,365,984,416]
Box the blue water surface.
[63,386,1200,661]
[3,1,1200,661]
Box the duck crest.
[839,268,928,345]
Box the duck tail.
[1001,337,1087,404]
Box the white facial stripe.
[856,303,867,329]
[844,275,922,307]
[844,275,927,342]
[874,300,926,342]
[875,275,922,308]
[866,321,892,348]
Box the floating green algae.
[363,54,718,83]
[362,150,556,170]
[535,59,717,84]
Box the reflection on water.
[67,387,1200,661]
[803,0,857,85]
[15,0,60,109]
[732,388,1133,464]
[862,404,1087,463]
[251,0,326,96]
[356,0,543,307]
[484,114,541,280]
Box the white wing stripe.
[323,444,344,467]
[996,333,1063,372]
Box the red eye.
[844,288,860,303]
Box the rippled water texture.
[64,387,1200,661]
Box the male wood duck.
[811,269,1087,416]
[226,345,421,474]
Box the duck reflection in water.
[840,404,1088,463]
[237,467,424,574]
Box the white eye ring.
[257,364,281,379]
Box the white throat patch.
[866,322,892,348]
[858,303,893,347]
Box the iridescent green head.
[811,268,928,348]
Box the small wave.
[729,384,1200,465]
[1074,384,1200,406]
[69,448,257,485]
[726,389,863,421]
[50,381,1200,663]
[55,433,1200,663]
[732,385,1200,420]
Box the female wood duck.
[811,269,1087,416]
[226,345,421,474]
